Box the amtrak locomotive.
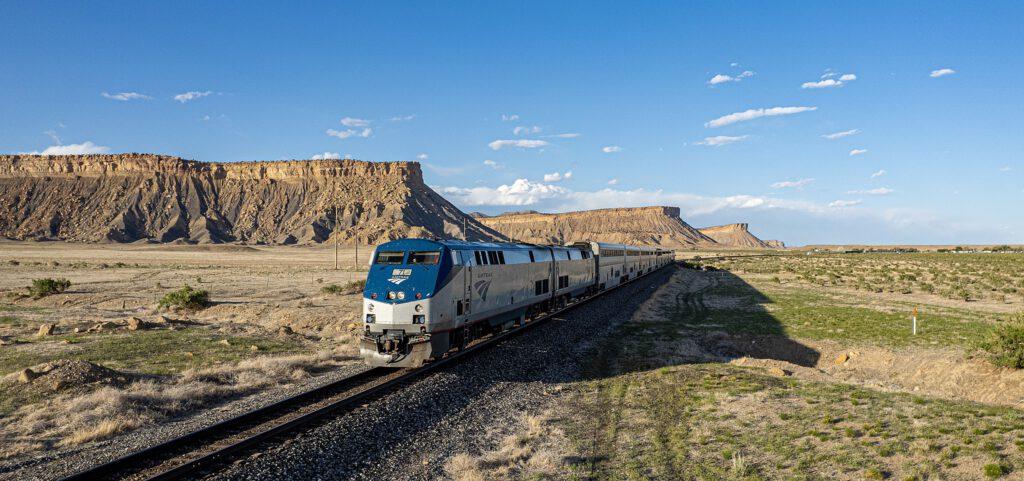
[360,239,674,367]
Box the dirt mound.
[0,154,505,245]
[8,359,132,391]
[476,206,716,248]
[697,223,776,248]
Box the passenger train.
[360,239,674,367]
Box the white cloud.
[871,169,887,179]
[839,74,857,81]
[488,139,549,150]
[999,166,1012,172]
[501,114,519,121]
[173,91,213,103]
[483,159,503,170]
[705,106,817,128]
[695,135,748,147]
[802,72,856,89]
[829,199,863,208]
[771,178,814,189]
[545,133,580,138]
[930,68,956,78]
[101,92,152,101]
[607,178,619,186]
[602,145,622,153]
[847,187,894,195]
[440,179,569,206]
[389,115,415,122]
[708,70,754,85]
[543,171,573,182]
[822,129,860,140]
[327,127,373,139]
[311,152,341,160]
[22,141,111,156]
[513,125,542,135]
[340,117,371,127]
[417,153,429,160]
[44,130,61,144]
[849,149,868,156]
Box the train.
[359,238,674,367]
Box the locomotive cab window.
[408,251,440,265]
[374,251,404,264]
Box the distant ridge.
[698,223,776,248]
[475,206,717,248]
[0,154,505,244]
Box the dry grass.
[0,349,350,455]
[445,413,574,481]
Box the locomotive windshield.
[408,251,440,265]
[374,251,405,264]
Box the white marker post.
[912,307,918,336]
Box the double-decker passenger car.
[360,238,672,367]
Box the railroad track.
[59,263,677,481]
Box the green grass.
[320,279,366,295]
[0,329,304,376]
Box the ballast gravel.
[210,268,675,481]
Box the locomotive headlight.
[387,291,396,300]
[414,304,423,312]
[397,291,406,300]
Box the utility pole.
[333,180,338,270]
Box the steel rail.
[59,263,677,481]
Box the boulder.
[834,353,850,365]
[126,317,147,331]
[18,368,37,383]
[37,323,55,337]
[768,367,789,377]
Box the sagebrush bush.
[321,279,365,295]
[29,278,71,298]
[980,314,1024,369]
[158,285,210,311]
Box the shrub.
[980,314,1024,368]
[158,285,210,311]
[984,463,1007,478]
[29,278,71,298]
[321,279,366,295]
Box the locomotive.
[360,239,674,367]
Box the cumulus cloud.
[822,129,860,140]
[802,72,857,89]
[483,159,503,170]
[440,179,569,206]
[101,92,152,101]
[340,117,370,127]
[501,114,519,121]
[311,152,341,160]
[930,68,956,78]
[829,199,862,208]
[602,145,622,153]
[705,106,817,128]
[513,125,542,136]
[771,178,814,189]
[708,70,754,85]
[327,128,373,139]
[22,141,111,156]
[849,149,868,156]
[607,178,619,186]
[543,171,573,182]
[488,139,549,150]
[871,169,887,179]
[173,91,213,103]
[847,187,893,195]
[695,135,748,146]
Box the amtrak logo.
[389,268,412,285]
[473,280,491,301]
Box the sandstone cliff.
[475,206,716,248]
[697,223,774,249]
[0,154,505,244]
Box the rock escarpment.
[697,223,775,249]
[475,206,716,248]
[0,154,504,244]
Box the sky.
[1,1,1022,246]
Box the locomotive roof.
[374,238,579,251]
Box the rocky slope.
[0,154,504,244]
[697,223,773,249]
[474,206,716,248]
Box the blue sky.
[2,1,1021,245]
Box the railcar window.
[374,251,404,264]
[473,251,482,265]
[409,251,440,265]
[529,251,535,262]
